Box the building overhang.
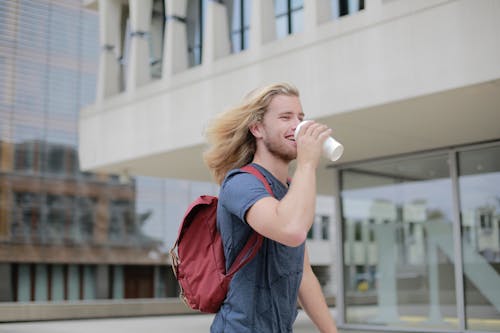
[79,80,500,194]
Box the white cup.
[294,120,344,162]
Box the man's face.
[259,94,304,162]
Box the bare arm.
[246,122,332,247]
[298,246,338,333]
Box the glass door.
[340,153,459,330]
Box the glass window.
[321,215,330,240]
[12,192,43,242]
[275,15,289,40]
[112,265,124,299]
[230,0,251,53]
[187,0,206,67]
[150,0,165,79]
[274,0,304,39]
[458,145,500,332]
[307,222,314,239]
[291,9,303,34]
[46,146,66,174]
[340,154,458,330]
[17,264,31,302]
[67,264,80,300]
[74,196,95,243]
[109,200,131,243]
[14,141,36,172]
[34,264,48,302]
[51,264,64,301]
[332,0,365,19]
[83,265,96,300]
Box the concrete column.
[202,0,231,64]
[97,0,122,100]
[304,0,332,32]
[162,0,189,77]
[126,0,153,92]
[249,0,276,48]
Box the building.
[78,0,500,332]
[0,0,336,323]
[4,0,500,332]
[1,0,201,322]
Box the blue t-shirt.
[210,164,305,333]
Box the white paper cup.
[294,121,344,161]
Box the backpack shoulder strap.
[226,164,273,277]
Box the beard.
[262,136,296,162]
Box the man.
[204,82,338,333]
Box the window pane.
[186,0,203,66]
[458,145,500,332]
[321,215,330,240]
[231,0,241,29]
[243,0,251,26]
[339,0,349,17]
[275,0,288,16]
[17,264,31,302]
[35,264,48,301]
[341,154,458,330]
[276,16,288,39]
[291,9,303,34]
[232,31,242,53]
[243,28,250,50]
[51,265,64,301]
[67,265,79,300]
[291,0,303,10]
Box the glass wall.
[341,153,458,330]
[339,143,500,332]
[458,145,500,332]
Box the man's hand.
[295,121,332,169]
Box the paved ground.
[0,310,345,333]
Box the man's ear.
[249,122,263,139]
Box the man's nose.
[292,118,303,133]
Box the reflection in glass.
[341,154,458,330]
[458,146,500,332]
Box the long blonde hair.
[204,82,300,184]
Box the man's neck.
[252,156,290,186]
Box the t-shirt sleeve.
[219,171,271,223]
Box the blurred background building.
[1,0,500,332]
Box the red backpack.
[169,165,273,313]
